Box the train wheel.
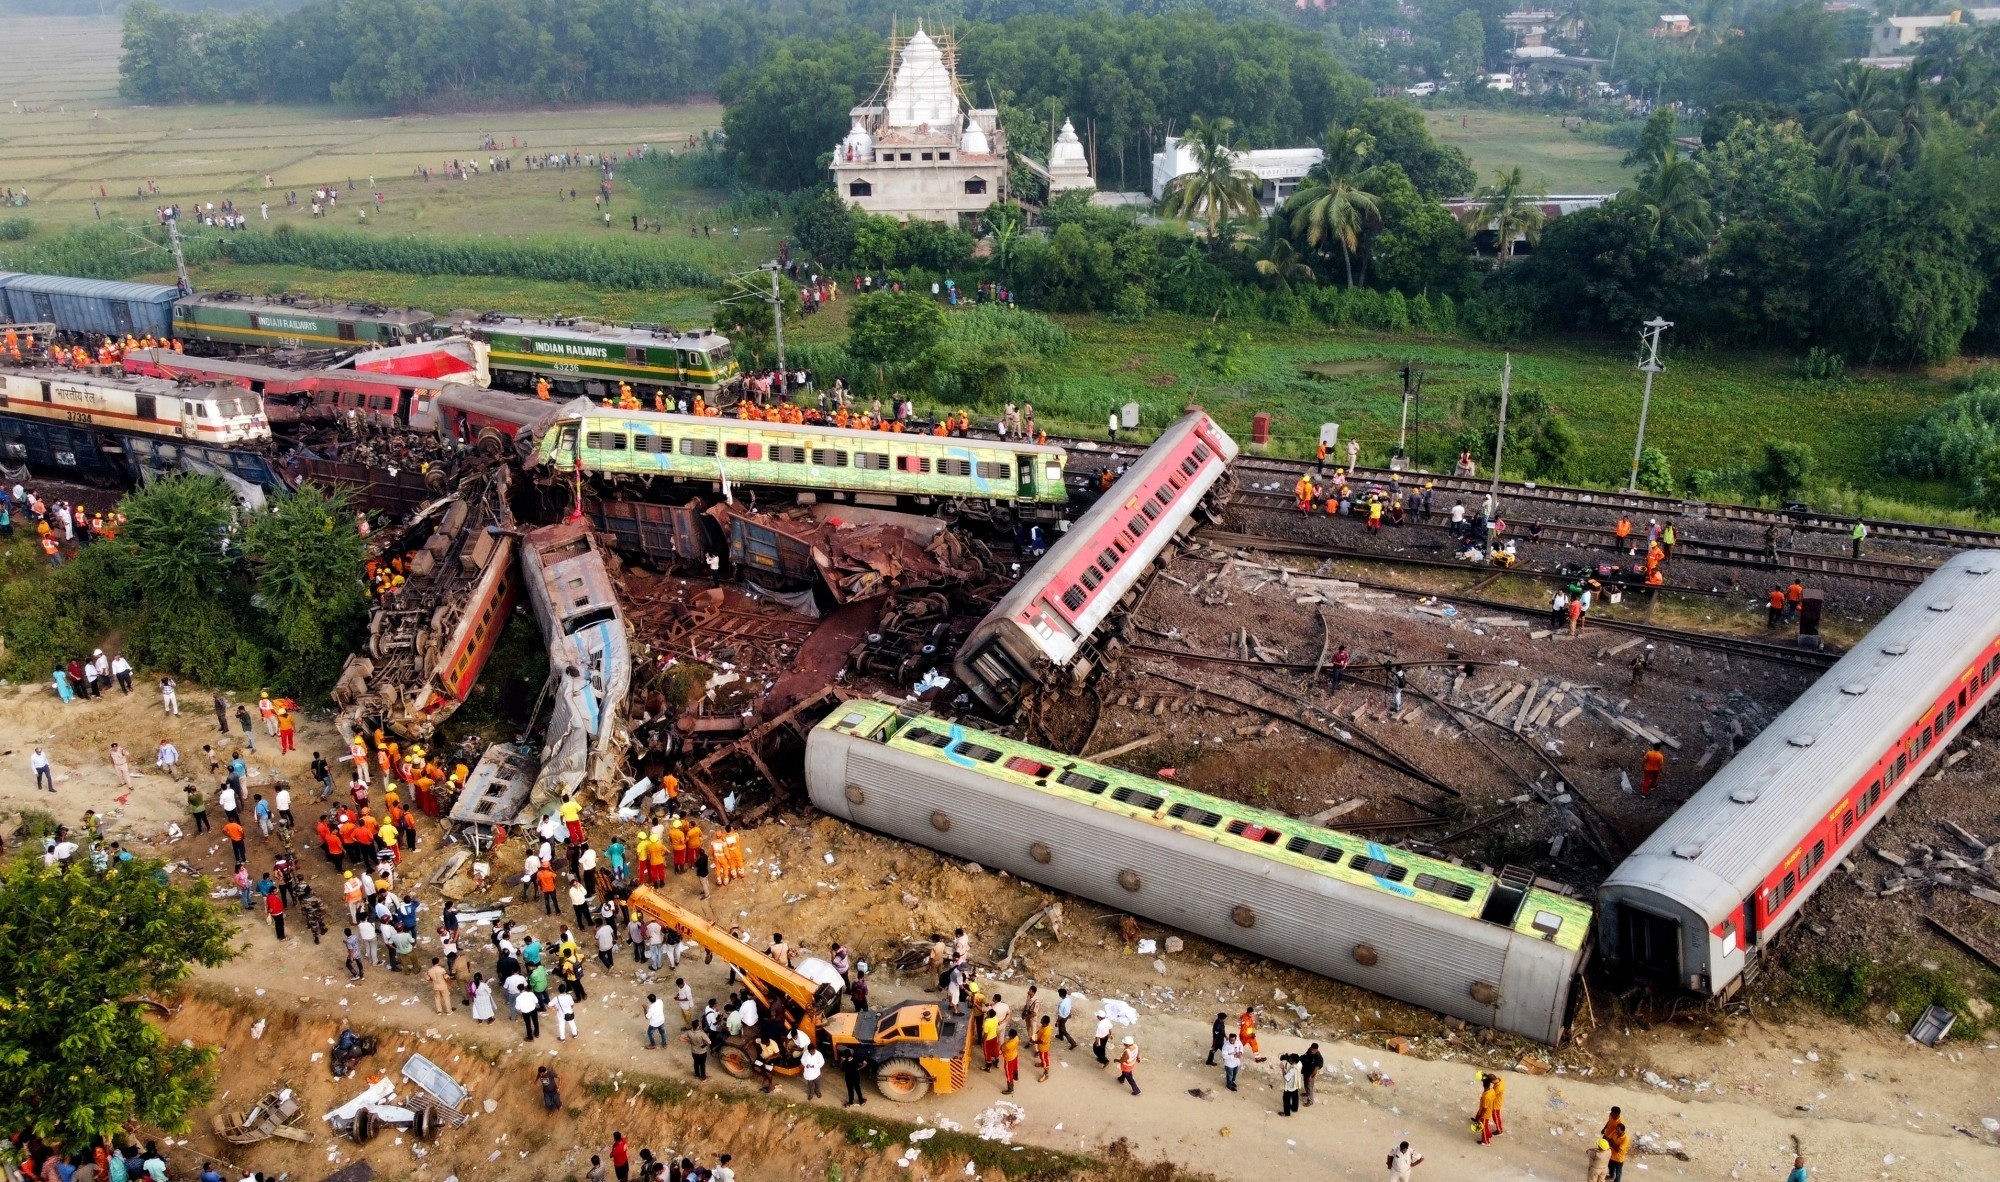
[476,428,505,458]
[873,1058,932,1102]
[716,1044,754,1080]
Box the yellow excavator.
[625,885,975,1100]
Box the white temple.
[830,25,1009,223]
[1044,118,1095,195]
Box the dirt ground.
[8,517,2000,1182]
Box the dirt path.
[7,678,1999,1181]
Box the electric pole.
[1396,364,1412,465]
[1628,316,1672,493]
[1487,353,1510,558]
[166,217,191,295]
[763,263,786,371]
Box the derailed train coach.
[808,699,1594,1044]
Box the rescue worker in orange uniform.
[1239,1008,1264,1061]
[1786,580,1803,621]
[1640,744,1665,797]
[668,818,688,871]
[683,821,703,882]
[1295,473,1315,512]
[1615,516,1633,553]
[536,377,551,400]
[1767,586,1787,628]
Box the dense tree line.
[1486,25,2000,364]
[115,0,1299,108]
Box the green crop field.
[0,19,733,240]
[1425,106,1634,194]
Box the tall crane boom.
[625,885,836,1019]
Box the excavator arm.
[625,885,836,1019]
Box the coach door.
[1617,905,1681,983]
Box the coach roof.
[1605,549,1999,923]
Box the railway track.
[1048,432,1998,551]
[1195,529,1842,672]
[1227,484,1935,587]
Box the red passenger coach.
[1599,549,2000,997]
[955,408,1238,715]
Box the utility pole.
[1487,354,1510,558]
[763,263,786,371]
[1396,365,1412,466]
[1488,354,1512,556]
[1411,369,1423,473]
[166,217,191,295]
[1628,316,1672,493]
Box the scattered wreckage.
[332,468,520,741]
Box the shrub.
[0,217,30,241]
[1754,439,1815,502]
[227,228,721,291]
[1880,381,2000,485]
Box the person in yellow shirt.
[668,819,688,871]
[1033,1015,1054,1081]
[1000,1027,1021,1094]
[559,794,583,844]
[1606,1121,1630,1181]
[648,832,672,888]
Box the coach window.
[338,323,357,342]
[724,442,760,460]
[135,394,156,420]
[1719,919,1739,956]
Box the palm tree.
[1249,218,1316,294]
[1288,125,1381,288]
[1159,115,1261,239]
[1461,166,1546,268]
[1811,63,1897,168]
[1552,1,1592,48]
[1637,145,1713,240]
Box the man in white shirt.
[274,785,292,828]
[1387,1141,1424,1181]
[1092,1011,1113,1067]
[676,977,694,1028]
[595,921,616,970]
[110,654,133,694]
[1220,1031,1243,1090]
[552,988,578,1040]
[218,783,239,823]
[645,993,668,1048]
[711,1157,734,1182]
[799,1044,825,1100]
[738,995,760,1036]
[31,747,53,793]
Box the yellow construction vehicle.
[625,885,975,1101]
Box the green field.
[1425,107,1634,194]
[881,312,1956,512]
[0,19,737,239]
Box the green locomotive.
[462,316,739,403]
[533,405,1068,522]
[173,292,435,351]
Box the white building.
[829,25,1009,223]
[1872,9,2000,56]
[1150,138,1324,214]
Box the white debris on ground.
[974,1100,1026,1142]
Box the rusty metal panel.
[727,511,818,584]
[586,499,707,563]
[285,456,437,515]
